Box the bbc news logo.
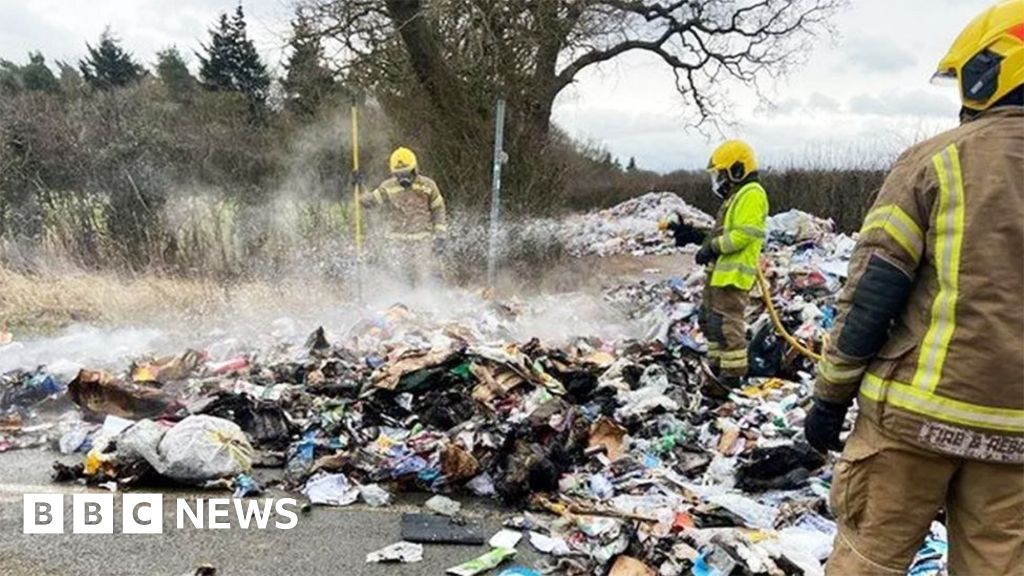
[23,494,300,534]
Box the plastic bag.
[425,495,462,517]
[156,415,253,482]
[303,472,359,506]
[360,483,393,507]
[117,419,167,468]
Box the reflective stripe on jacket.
[709,181,768,291]
[815,107,1024,461]
[362,175,448,239]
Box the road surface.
[0,449,541,576]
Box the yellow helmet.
[708,140,757,181]
[934,0,1024,111]
[389,147,418,173]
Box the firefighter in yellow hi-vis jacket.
[806,2,1024,573]
[694,140,768,395]
[362,147,448,285]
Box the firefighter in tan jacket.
[805,2,1024,573]
[362,147,448,285]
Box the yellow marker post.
[350,102,364,303]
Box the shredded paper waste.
[0,194,943,575]
[562,192,714,257]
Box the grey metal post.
[487,98,507,287]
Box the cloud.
[843,35,918,74]
[756,92,841,118]
[0,2,78,61]
[1,0,290,72]
[758,97,803,118]
[807,92,840,113]
[848,89,957,118]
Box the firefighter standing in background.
[692,140,769,395]
[362,147,448,285]
[805,1,1024,573]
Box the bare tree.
[302,0,845,209]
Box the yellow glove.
[659,212,680,233]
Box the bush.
[0,79,393,278]
[2,76,887,284]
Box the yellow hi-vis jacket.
[815,107,1024,464]
[709,181,769,291]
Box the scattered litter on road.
[488,529,523,550]
[496,567,540,576]
[359,483,393,507]
[303,472,360,506]
[3,195,910,574]
[426,494,463,517]
[609,555,656,576]
[446,547,517,576]
[181,564,216,576]
[158,415,253,482]
[68,369,175,421]
[528,531,571,555]
[908,522,949,576]
[365,541,424,564]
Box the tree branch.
[551,0,844,124]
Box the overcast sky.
[0,0,994,172]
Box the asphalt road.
[0,449,541,576]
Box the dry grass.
[0,266,351,335]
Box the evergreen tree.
[626,156,638,172]
[198,5,270,115]
[79,28,146,90]
[156,47,196,101]
[0,53,60,95]
[281,10,337,116]
[21,52,60,93]
[198,13,236,92]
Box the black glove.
[695,242,718,266]
[804,398,849,453]
[433,236,446,256]
[351,169,364,186]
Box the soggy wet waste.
[0,196,941,575]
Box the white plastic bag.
[117,419,167,467]
[156,415,253,482]
[303,472,359,506]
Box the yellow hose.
[755,266,823,362]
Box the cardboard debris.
[8,197,922,574]
[588,417,628,461]
[68,370,175,421]
[609,555,657,576]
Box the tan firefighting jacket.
[815,106,1024,464]
[363,175,448,240]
